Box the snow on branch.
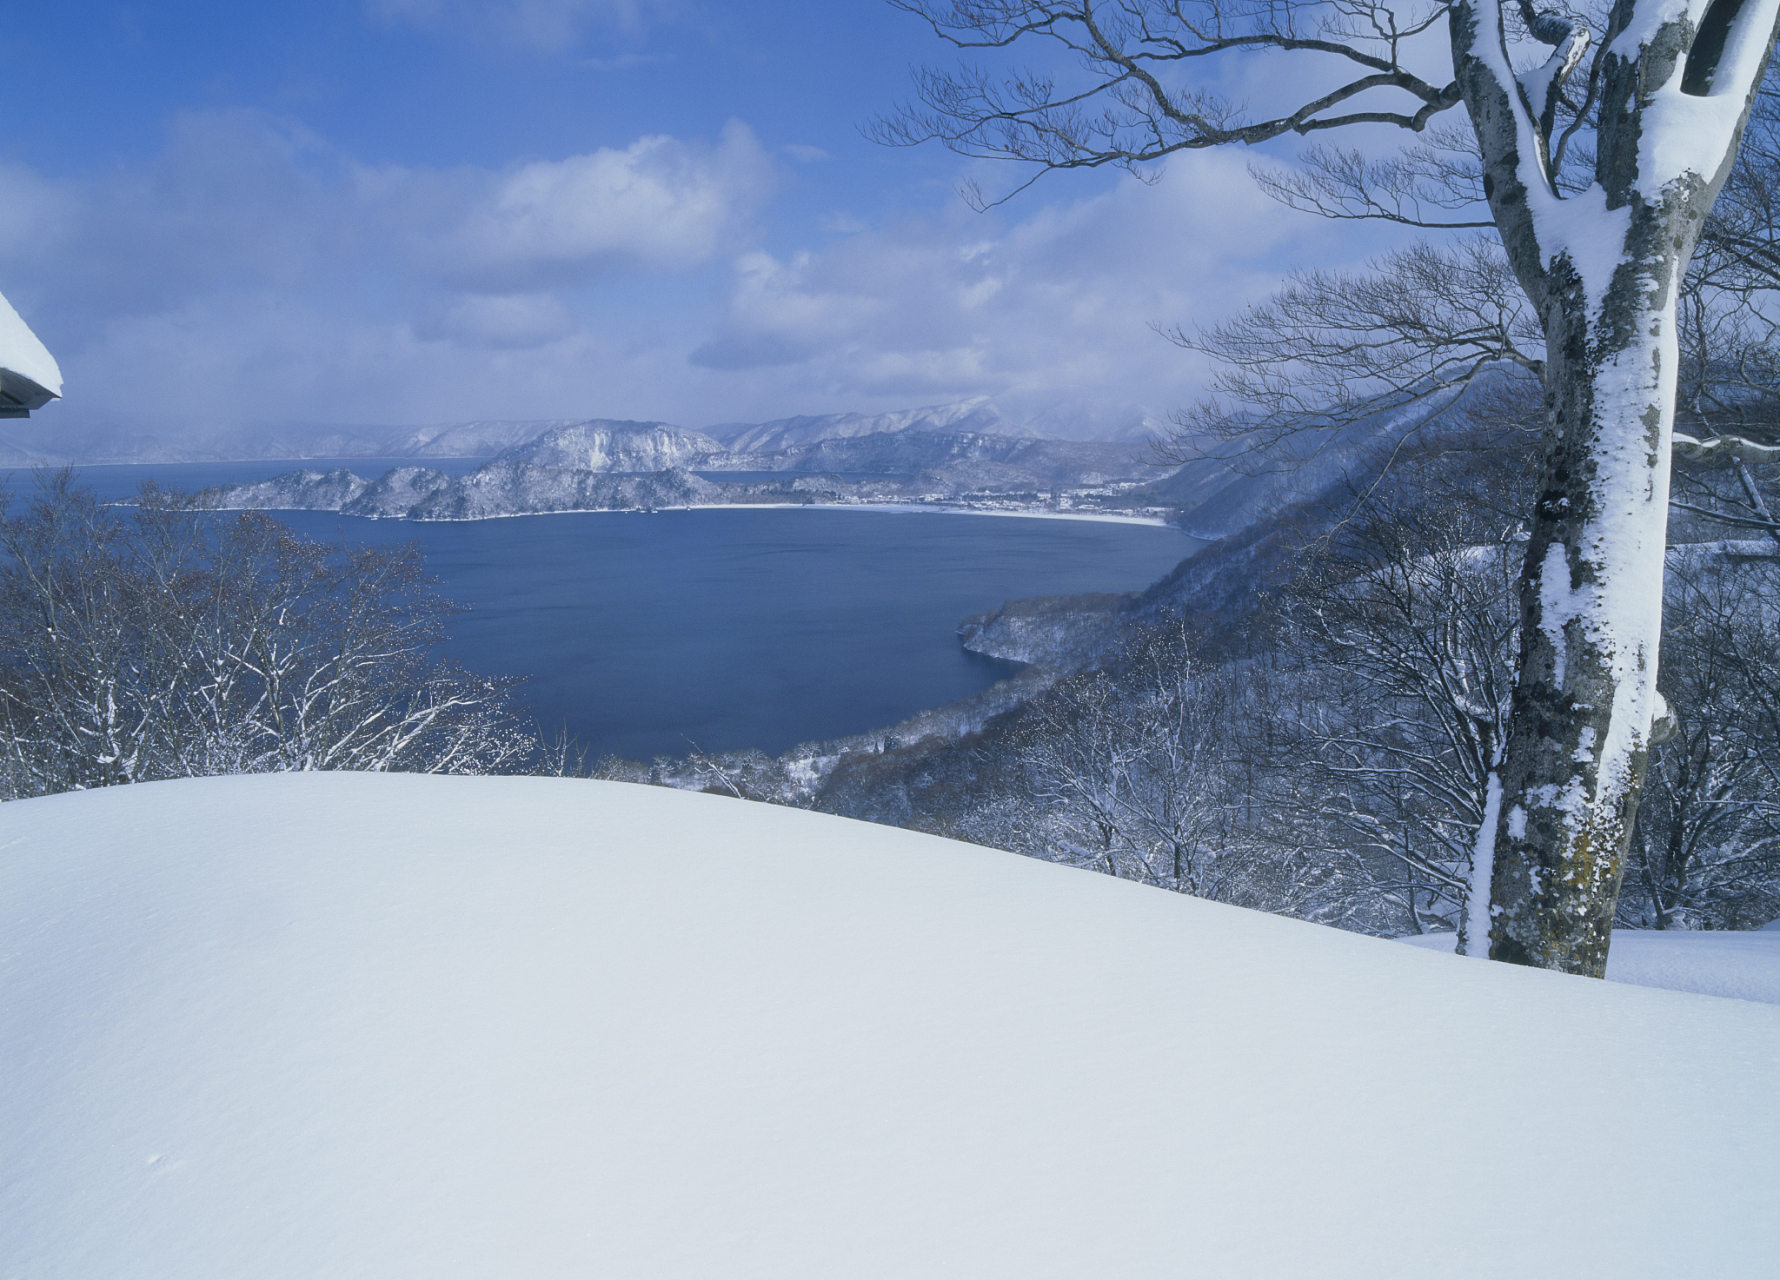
[1672,431,1780,462]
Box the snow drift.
[3,773,1776,1277]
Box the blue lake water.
[22,461,1198,760]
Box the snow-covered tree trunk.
[1454,0,1780,972]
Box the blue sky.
[0,0,1403,436]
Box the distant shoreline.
[681,502,1178,528]
[220,500,1182,530]
[61,457,1181,531]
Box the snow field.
[3,772,1777,1278]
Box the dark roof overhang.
[0,367,58,418]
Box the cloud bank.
[0,108,1382,438]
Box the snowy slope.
[1141,392,1465,540]
[4,773,1777,1279]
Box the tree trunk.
[1453,0,1780,973]
[1483,277,1678,975]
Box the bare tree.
[1617,546,1780,927]
[1004,625,1345,915]
[878,0,1780,973]
[0,473,531,799]
[1157,237,1544,465]
[1276,490,1524,944]
[1162,230,1780,937]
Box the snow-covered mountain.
[202,421,1159,519]
[405,464,721,520]
[710,396,1178,449]
[489,420,726,472]
[192,378,1529,532]
[0,395,1171,467]
[712,397,1020,451]
[209,463,728,520]
[1017,400,1174,445]
[6,772,1777,1278]
[703,428,1149,483]
[217,468,379,513]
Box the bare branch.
[870,0,1464,200]
[1250,129,1493,227]
[1153,237,1542,472]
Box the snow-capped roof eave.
[0,286,60,417]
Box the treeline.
[0,472,532,799]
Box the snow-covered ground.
[1397,924,1780,1004]
[4,773,1777,1277]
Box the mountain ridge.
[2,396,1160,466]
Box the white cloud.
[436,121,773,286]
[687,150,1391,421]
[0,112,339,329]
[0,111,777,431]
[0,109,1399,439]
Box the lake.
[24,461,1199,760]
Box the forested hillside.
[629,414,1780,938]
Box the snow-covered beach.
[6,773,1776,1278]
